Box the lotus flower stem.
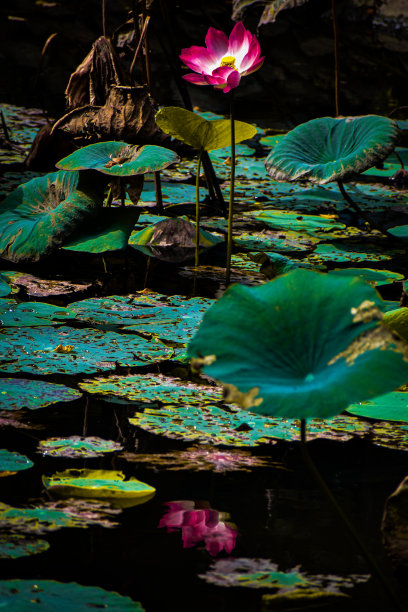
[102,0,107,37]
[130,14,151,81]
[195,151,203,267]
[105,185,113,207]
[154,172,163,214]
[226,94,236,286]
[300,418,404,612]
[331,0,340,116]
[0,110,10,142]
[337,179,394,239]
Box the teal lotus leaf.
[0,273,11,297]
[0,449,33,474]
[42,469,155,508]
[0,533,49,559]
[79,373,222,406]
[188,269,408,419]
[265,115,399,184]
[346,391,408,422]
[57,141,179,176]
[383,307,408,342]
[0,378,82,411]
[0,326,172,375]
[0,170,103,263]
[305,243,401,265]
[129,404,369,446]
[0,580,144,610]
[329,268,405,286]
[387,225,408,240]
[37,436,123,458]
[247,209,346,235]
[234,230,318,253]
[0,298,75,326]
[70,291,214,342]
[62,207,140,253]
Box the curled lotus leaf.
[0,449,33,475]
[42,469,156,508]
[0,378,82,411]
[0,326,172,375]
[265,115,399,184]
[37,436,123,458]
[0,170,103,263]
[79,373,222,406]
[0,298,75,326]
[57,141,179,176]
[155,106,257,151]
[188,269,408,419]
[0,580,144,611]
[0,533,50,559]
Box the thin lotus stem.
[226,93,235,286]
[394,151,405,170]
[331,0,340,116]
[195,151,203,267]
[130,14,151,82]
[337,179,394,239]
[0,111,10,142]
[102,256,108,274]
[105,185,113,207]
[154,171,163,214]
[300,419,404,612]
[102,0,107,37]
[120,178,125,207]
[143,256,151,289]
[142,1,152,90]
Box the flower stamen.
[220,56,236,69]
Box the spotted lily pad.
[0,299,75,326]
[0,170,103,263]
[79,373,222,406]
[0,533,50,559]
[0,378,82,411]
[0,326,172,375]
[265,115,398,184]
[247,210,345,235]
[0,580,144,611]
[42,469,156,508]
[129,403,369,447]
[57,141,179,176]
[0,450,33,475]
[188,269,408,419]
[37,436,123,458]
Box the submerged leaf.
[37,436,123,458]
[0,533,49,559]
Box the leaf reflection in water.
[159,500,237,556]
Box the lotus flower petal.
[205,27,229,57]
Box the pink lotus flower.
[180,22,264,94]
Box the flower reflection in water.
[159,500,237,556]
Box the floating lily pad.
[0,271,92,299]
[346,392,408,422]
[0,580,144,611]
[62,207,140,253]
[129,403,369,446]
[80,373,222,406]
[305,243,401,265]
[247,210,345,235]
[329,268,405,286]
[0,378,82,411]
[234,230,319,253]
[0,533,50,559]
[42,469,156,508]
[265,115,398,184]
[0,449,33,476]
[0,170,103,263]
[188,269,408,419]
[138,182,206,206]
[0,299,75,326]
[0,273,11,297]
[57,141,179,176]
[0,326,172,375]
[37,436,123,458]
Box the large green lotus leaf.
[329,268,405,286]
[0,580,144,611]
[0,378,82,411]
[188,269,408,419]
[383,308,408,341]
[0,449,33,475]
[0,534,49,559]
[0,273,11,297]
[155,106,256,151]
[37,436,123,458]
[305,243,401,265]
[346,391,408,421]
[57,141,179,176]
[0,326,172,375]
[200,558,368,601]
[42,469,156,508]
[0,299,75,326]
[62,207,140,253]
[79,373,222,406]
[0,170,103,263]
[129,404,369,446]
[247,209,345,235]
[265,115,398,184]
